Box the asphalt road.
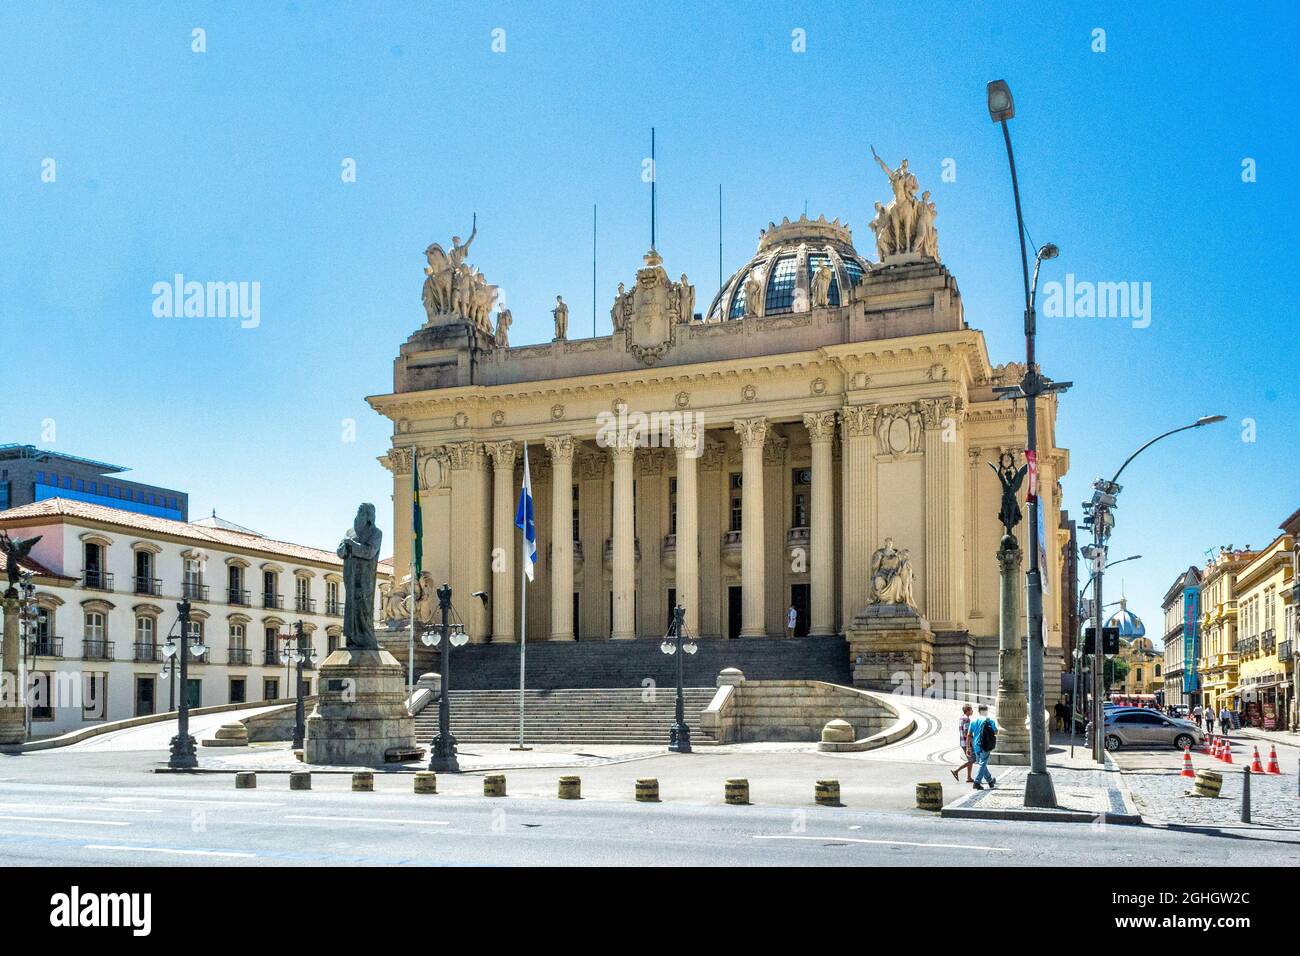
[0,751,1297,866]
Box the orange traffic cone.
[1221,739,1233,765]
[1203,733,1214,754]
[1212,737,1222,759]
[1180,746,1195,778]
[1266,746,1281,774]
[1250,746,1265,774]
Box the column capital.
[672,420,702,457]
[485,439,518,470]
[733,416,769,448]
[379,446,414,476]
[921,395,965,429]
[445,441,484,471]
[840,404,879,438]
[608,431,638,461]
[803,410,838,444]
[544,435,576,463]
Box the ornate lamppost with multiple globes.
[422,583,469,772]
[279,620,318,750]
[659,604,698,753]
[163,598,207,770]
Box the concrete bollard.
[724,778,750,805]
[558,775,581,800]
[1193,769,1223,798]
[820,720,855,744]
[1240,769,1251,824]
[234,772,257,789]
[289,770,312,791]
[635,778,660,802]
[915,781,943,811]
[352,771,374,792]
[484,774,507,797]
[814,780,842,806]
[414,771,438,794]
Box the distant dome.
[1108,599,1146,638]
[704,214,872,321]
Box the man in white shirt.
[786,605,797,638]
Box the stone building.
[1235,532,1293,730]
[368,190,1071,690]
[1159,565,1201,710]
[0,498,389,736]
[1197,545,1257,713]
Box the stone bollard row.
[483,774,507,797]
[915,781,943,811]
[636,778,660,802]
[234,772,257,789]
[289,770,311,791]
[414,771,438,794]
[558,776,581,800]
[724,778,750,805]
[352,771,373,792]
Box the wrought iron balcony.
[295,596,316,613]
[262,592,283,609]
[31,637,63,658]
[326,599,344,616]
[263,648,280,666]
[1279,639,1293,662]
[133,576,162,596]
[1262,628,1276,653]
[182,581,209,601]
[134,642,162,662]
[227,588,251,607]
[227,647,252,666]
[81,569,114,590]
[82,640,114,661]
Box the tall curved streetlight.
[1082,415,1225,762]
[988,79,1073,808]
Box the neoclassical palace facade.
[369,210,1070,685]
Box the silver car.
[1103,710,1203,751]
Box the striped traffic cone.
[1212,736,1222,760]
[1221,738,1233,765]
[1180,746,1195,779]
[1266,746,1281,774]
[1250,746,1265,774]
[1202,733,1214,755]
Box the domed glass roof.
[704,214,872,321]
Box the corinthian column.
[734,416,768,638]
[545,435,576,641]
[486,440,517,643]
[610,435,637,640]
[673,422,701,638]
[804,411,837,637]
[840,405,877,626]
[446,441,489,642]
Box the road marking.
[754,835,1011,852]
[85,844,256,859]
[284,815,449,827]
[104,796,286,808]
[0,814,131,827]
[0,803,161,815]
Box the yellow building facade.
[1197,546,1255,714]
[1235,533,1294,730]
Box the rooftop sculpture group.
[868,147,939,262]
[422,217,500,333]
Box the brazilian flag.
[412,448,423,577]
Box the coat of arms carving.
[614,249,691,366]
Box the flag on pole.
[412,448,423,577]
[515,443,536,581]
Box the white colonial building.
[0,498,389,736]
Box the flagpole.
[512,441,532,751]
[518,527,527,750]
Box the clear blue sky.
[2,1,1296,640]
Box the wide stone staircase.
[415,687,718,745]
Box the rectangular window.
[229,678,246,705]
[29,672,53,720]
[264,678,280,700]
[572,485,580,541]
[791,468,811,528]
[668,477,678,535]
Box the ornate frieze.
[485,440,518,470]
[874,402,924,456]
[763,435,789,466]
[840,404,880,439]
[444,441,485,471]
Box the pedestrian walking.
[786,604,797,638]
[969,704,998,790]
[1219,704,1232,734]
[1205,705,1215,736]
[1193,703,1203,731]
[950,704,975,783]
[1054,697,1070,733]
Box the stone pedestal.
[303,647,417,766]
[0,595,27,747]
[846,603,934,691]
[989,536,1030,765]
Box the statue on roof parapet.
[422,214,499,333]
[868,147,940,264]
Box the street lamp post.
[279,621,316,750]
[1083,416,1225,761]
[422,583,467,772]
[987,79,1072,808]
[659,604,698,752]
[164,598,206,770]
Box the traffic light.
[1081,626,1120,655]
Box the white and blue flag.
[515,442,537,582]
